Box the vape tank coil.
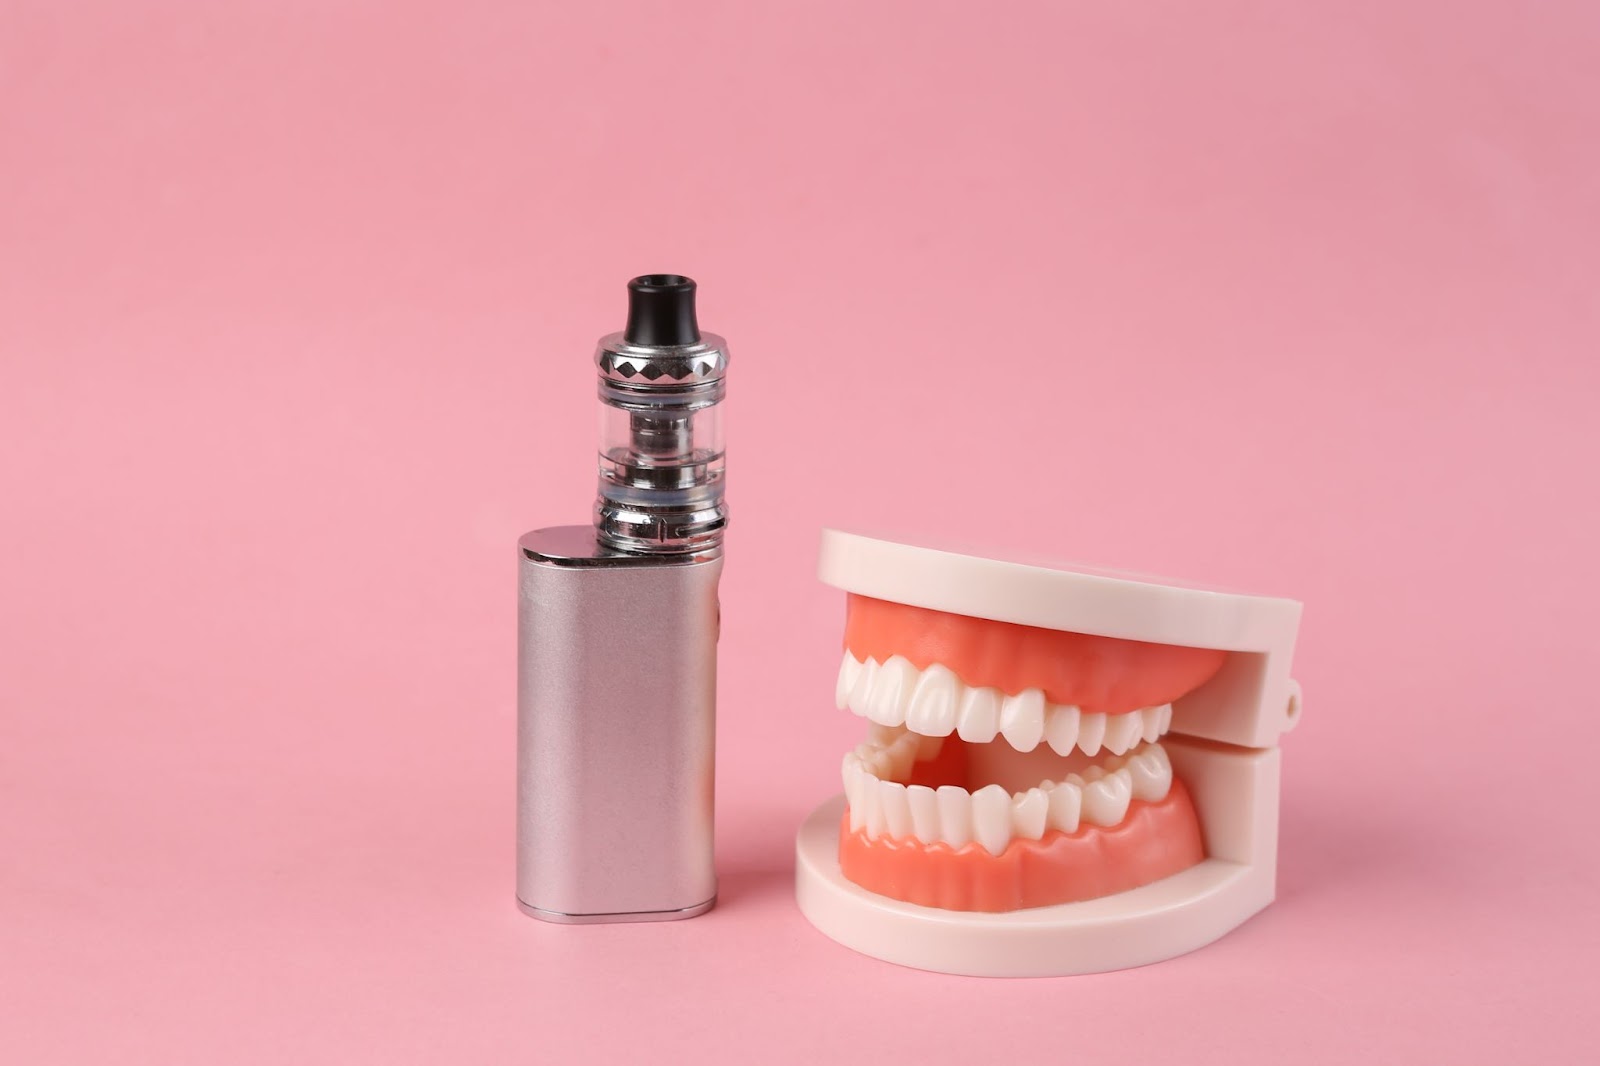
[595,275,728,553]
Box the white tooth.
[883,732,918,781]
[1158,703,1173,735]
[1147,740,1171,775]
[955,686,1001,743]
[915,732,947,761]
[1127,746,1173,802]
[843,755,865,832]
[1080,764,1105,783]
[1082,771,1133,827]
[867,721,903,746]
[880,780,911,839]
[905,662,959,737]
[1104,711,1143,755]
[1141,704,1166,743]
[906,784,939,841]
[1011,788,1048,840]
[1045,779,1081,833]
[867,655,916,727]
[835,652,862,711]
[855,743,889,782]
[1077,712,1106,756]
[1044,704,1081,756]
[972,784,1013,856]
[862,779,887,838]
[999,688,1047,752]
[847,657,879,718]
[869,752,894,782]
[936,785,973,849]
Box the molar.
[1044,777,1082,833]
[1082,771,1133,827]
[882,731,920,781]
[1011,787,1048,840]
[1127,745,1173,803]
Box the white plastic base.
[795,795,1274,977]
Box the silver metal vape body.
[517,528,721,921]
[517,275,728,923]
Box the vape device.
[517,274,728,923]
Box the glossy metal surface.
[516,526,722,921]
[593,329,730,554]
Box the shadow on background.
[1276,796,1473,905]
[716,863,795,909]
[713,803,806,910]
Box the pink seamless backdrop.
[3,2,1597,1062]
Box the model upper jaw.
[834,595,1224,913]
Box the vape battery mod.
[517,275,728,923]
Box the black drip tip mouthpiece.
[624,274,701,346]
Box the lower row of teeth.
[842,739,1173,856]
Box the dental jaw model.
[795,531,1303,976]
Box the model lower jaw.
[839,778,1203,912]
[839,724,1204,911]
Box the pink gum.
[843,594,1228,714]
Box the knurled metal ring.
[595,332,729,385]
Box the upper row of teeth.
[836,652,1173,757]
[843,736,1174,854]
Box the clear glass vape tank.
[594,274,728,554]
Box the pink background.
[4,2,1597,1061]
